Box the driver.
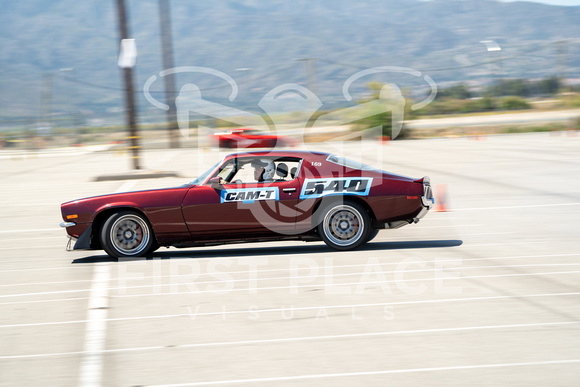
[252,159,275,182]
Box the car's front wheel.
[100,211,154,258]
[317,201,370,251]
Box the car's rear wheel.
[100,211,154,258]
[317,200,370,251]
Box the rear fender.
[310,195,375,228]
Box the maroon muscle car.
[213,128,294,149]
[60,150,434,258]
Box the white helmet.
[262,160,276,181]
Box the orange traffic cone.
[475,132,487,141]
[434,184,449,212]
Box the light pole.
[481,40,502,108]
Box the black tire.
[317,200,371,251]
[146,241,161,255]
[366,229,380,243]
[100,210,154,258]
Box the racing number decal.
[221,187,279,203]
[300,178,373,199]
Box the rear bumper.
[414,177,434,222]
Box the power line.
[318,40,566,73]
[59,65,295,94]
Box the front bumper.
[60,222,93,250]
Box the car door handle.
[283,188,296,193]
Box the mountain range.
[1,0,579,127]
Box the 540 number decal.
[300,178,373,199]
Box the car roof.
[225,150,330,159]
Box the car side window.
[218,158,302,184]
[230,164,255,183]
[217,162,235,181]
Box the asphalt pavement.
[1,132,579,386]
[406,108,580,129]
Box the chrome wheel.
[110,214,150,255]
[101,211,154,258]
[318,201,370,250]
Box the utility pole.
[41,73,54,127]
[158,0,180,148]
[556,40,569,92]
[295,57,319,97]
[116,0,141,170]
[480,40,502,110]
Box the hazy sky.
[500,0,580,5]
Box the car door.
[181,178,301,237]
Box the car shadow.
[71,239,463,264]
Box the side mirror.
[210,177,223,189]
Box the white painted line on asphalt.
[0,228,62,234]
[111,270,580,297]
[414,224,482,229]
[0,245,68,251]
[77,180,134,387]
[0,203,59,207]
[0,265,90,273]
[3,262,580,290]
[0,247,575,278]
[2,263,580,301]
[0,297,89,306]
[77,262,110,387]
[456,202,580,211]
[0,236,64,241]
[1,320,578,360]
[454,232,515,237]
[1,292,579,329]
[111,263,580,291]
[466,240,552,247]
[149,359,580,386]
[0,145,111,160]
[0,288,90,299]
[0,278,94,287]
[380,232,513,240]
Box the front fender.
[93,202,145,221]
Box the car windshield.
[326,155,374,170]
[191,161,220,185]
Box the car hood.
[62,186,190,205]
[61,186,192,222]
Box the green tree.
[436,83,471,100]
